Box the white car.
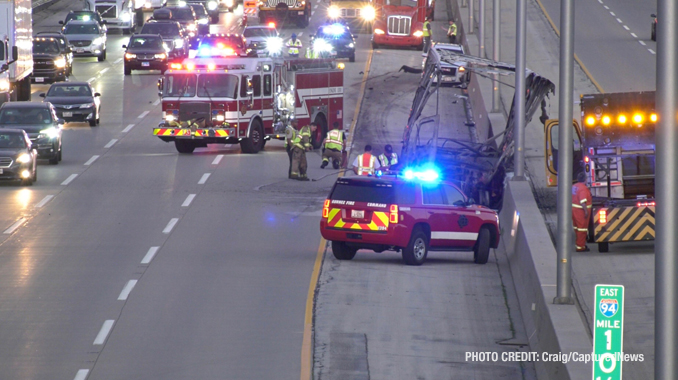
[243,24,282,57]
[424,42,470,88]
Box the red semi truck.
[370,0,433,49]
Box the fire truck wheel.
[311,114,327,150]
[372,41,379,50]
[473,228,491,264]
[331,241,357,260]
[598,242,609,253]
[175,140,196,154]
[402,227,428,266]
[240,119,264,153]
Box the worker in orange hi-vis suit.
[572,171,593,252]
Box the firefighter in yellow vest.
[321,122,345,169]
[351,144,381,176]
[422,17,432,55]
[446,20,457,44]
[286,33,303,58]
[285,119,298,178]
[290,122,316,180]
[378,144,398,170]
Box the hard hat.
[291,33,297,39]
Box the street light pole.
[513,0,526,179]
[468,0,474,34]
[491,0,500,112]
[479,0,485,57]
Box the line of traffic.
[598,0,656,55]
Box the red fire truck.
[154,52,344,154]
[371,0,433,49]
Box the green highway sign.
[593,284,625,380]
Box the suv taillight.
[323,199,330,218]
[389,204,398,223]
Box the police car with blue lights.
[309,23,356,62]
[319,167,500,265]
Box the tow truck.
[154,36,344,154]
[544,91,657,252]
[371,0,433,49]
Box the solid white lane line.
[35,195,54,208]
[163,218,179,234]
[211,154,224,165]
[631,32,638,38]
[93,320,115,345]
[138,110,150,119]
[117,280,138,300]
[616,18,622,23]
[141,246,159,264]
[153,99,160,106]
[639,40,646,46]
[100,68,109,74]
[182,194,196,207]
[122,124,135,133]
[61,174,78,186]
[87,77,96,83]
[3,218,26,234]
[84,155,100,166]
[649,49,656,54]
[198,173,211,184]
[623,25,629,31]
[73,369,89,380]
[104,139,118,148]
[114,58,123,64]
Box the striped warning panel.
[593,205,655,243]
[243,8,258,15]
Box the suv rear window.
[330,180,395,204]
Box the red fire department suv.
[319,171,500,265]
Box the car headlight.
[155,53,167,59]
[92,37,105,46]
[374,28,385,35]
[413,30,423,37]
[207,0,218,10]
[313,39,332,53]
[120,11,131,22]
[224,0,234,6]
[174,39,185,48]
[17,153,31,164]
[80,102,95,109]
[265,37,283,54]
[54,57,67,68]
[0,78,8,92]
[39,128,59,139]
[186,24,197,31]
[347,42,354,48]
[361,5,375,21]
[328,5,340,18]
[125,52,137,59]
[198,18,209,24]
[144,1,152,8]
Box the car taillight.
[323,199,330,218]
[598,210,607,225]
[389,204,398,224]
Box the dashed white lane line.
[598,0,603,3]
[649,49,656,54]
[163,218,179,234]
[211,154,224,165]
[616,18,622,23]
[104,139,118,149]
[93,320,115,345]
[73,369,89,380]
[610,11,615,16]
[311,10,314,15]
[61,174,78,186]
[100,68,109,74]
[36,195,54,208]
[198,173,211,184]
[122,124,135,133]
[114,58,123,64]
[298,32,304,37]
[631,32,637,38]
[604,5,609,9]
[639,40,646,46]
[3,218,26,234]
[153,99,160,106]
[138,110,150,119]
[84,155,100,166]
[314,3,318,8]
[117,280,138,301]
[87,77,96,83]
[623,25,630,30]
[182,194,196,207]
[141,246,159,264]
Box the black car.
[60,10,108,30]
[312,23,356,62]
[0,102,63,165]
[154,6,198,38]
[188,3,210,35]
[0,129,37,185]
[35,32,74,75]
[188,0,219,24]
[123,34,169,75]
[31,37,71,84]
[139,20,189,58]
[40,82,101,127]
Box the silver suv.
[62,20,108,61]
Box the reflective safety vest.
[287,39,302,55]
[284,125,296,148]
[357,153,376,176]
[448,23,457,36]
[378,152,398,167]
[324,129,343,151]
[423,21,431,37]
[298,125,312,149]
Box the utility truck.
[0,0,34,104]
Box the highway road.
[0,0,537,378]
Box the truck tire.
[473,228,491,264]
[332,241,357,260]
[17,76,31,101]
[598,242,609,253]
[175,140,196,153]
[402,227,428,265]
[311,114,327,150]
[240,119,264,153]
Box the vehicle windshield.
[330,180,397,204]
[63,23,100,35]
[190,5,207,17]
[47,85,92,97]
[33,40,61,54]
[141,23,180,37]
[0,43,4,61]
[65,12,101,24]
[129,36,164,49]
[197,74,238,98]
[172,8,195,21]
[163,74,197,97]
[385,0,417,6]
[243,28,277,38]
[0,133,27,149]
[0,108,53,125]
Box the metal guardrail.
[32,0,59,12]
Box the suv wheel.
[97,49,106,62]
[473,228,491,264]
[332,241,357,260]
[49,153,59,165]
[402,227,428,265]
